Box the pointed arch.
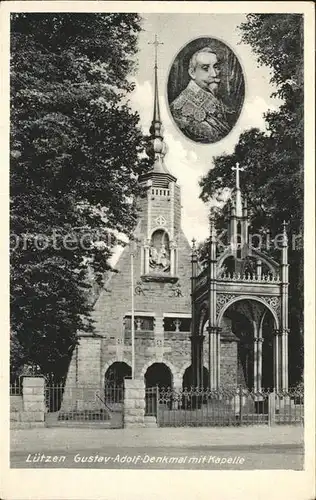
[217,296,279,330]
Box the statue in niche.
[149,229,170,273]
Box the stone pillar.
[21,376,45,425]
[254,338,258,391]
[208,327,219,389]
[268,390,276,426]
[216,328,221,387]
[257,338,263,391]
[191,335,204,387]
[124,378,145,428]
[173,377,182,392]
[208,221,218,389]
[273,330,280,391]
[281,329,289,390]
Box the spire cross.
[232,162,245,190]
[148,34,164,69]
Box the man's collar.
[187,79,216,98]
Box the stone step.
[46,421,120,428]
[144,416,157,428]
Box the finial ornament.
[231,162,245,190]
[148,34,164,69]
[191,238,196,251]
[146,33,171,175]
[148,34,164,127]
[282,220,288,245]
[231,162,245,218]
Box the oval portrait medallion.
[167,37,245,144]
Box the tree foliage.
[199,14,304,383]
[10,13,149,381]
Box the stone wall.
[220,341,238,387]
[10,376,45,429]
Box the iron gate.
[45,384,124,428]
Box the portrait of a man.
[168,38,245,144]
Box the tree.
[199,14,304,384]
[10,13,150,381]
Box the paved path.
[11,425,303,469]
[11,425,303,451]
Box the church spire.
[149,34,163,139]
[146,34,174,178]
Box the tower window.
[150,188,170,197]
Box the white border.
[1,3,314,500]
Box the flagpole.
[131,247,135,379]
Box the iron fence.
[145,386,159,416]
[145,386,304,427]
[104,384,124,404]
[275,388,304,425]
[10,380,23,396]
[45,384,124,426]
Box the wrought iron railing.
[274,387,304,424]
[10,380,23,396]
[145,386,304,427]
[45,384,124,424]
[104,385,124,404]
[145,386,159,416]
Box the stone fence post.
[268,391,276,426]
[124,378,145,428]
[22,376,45,425]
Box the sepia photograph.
[168,37,245,144]
[1,2,315,500]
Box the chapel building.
[63,55,195,393]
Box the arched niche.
[149,229,171,274]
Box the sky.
[128,13,283,244]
